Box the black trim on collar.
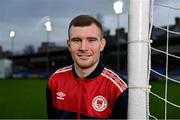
[72,61,104,79]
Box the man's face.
[67,23,106,69]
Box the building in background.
[0,59,12,78]
[0,17,179,79]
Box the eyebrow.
[71,37,80,40]
[70,37,98,40]
[86,37,98,40]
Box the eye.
[71,38,81,42]
[88,38,97,42]
[89,39,95,42]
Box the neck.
[74,61,99,78]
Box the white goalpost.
[128,0,180,119]
[128,0,151,119]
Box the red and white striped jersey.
[47,62,128,119]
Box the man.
[46,15,128,119]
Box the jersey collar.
[72,61,104,79]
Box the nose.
[80,40,88,51]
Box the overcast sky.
[0,0,179,53]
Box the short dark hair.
[68,15,103,37]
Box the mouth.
[77,54,91,60]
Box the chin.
[77,62,93,68]
[79,64,91,68]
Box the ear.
[67,39,71,52]
[100,38,106,52]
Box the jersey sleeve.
[111,88,128,119]
[46,85,58,119]
[46,75,58,119]
[102,68,128,119]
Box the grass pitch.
[150,80,180,119]
[0,78,48,119]
[0,78,179,119]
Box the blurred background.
[0,0,179,119]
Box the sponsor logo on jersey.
[92,96,107,112]
[56,91,66,100]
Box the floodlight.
[44,21,52,31]
[113,0,123,14]
[10,31,15,38]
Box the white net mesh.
[148,0,180,119]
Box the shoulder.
[48,65,73,85]
[55,65,73,74]
[101,67,128,93]
[51,65,72,76]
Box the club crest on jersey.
[92,96,107,112]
